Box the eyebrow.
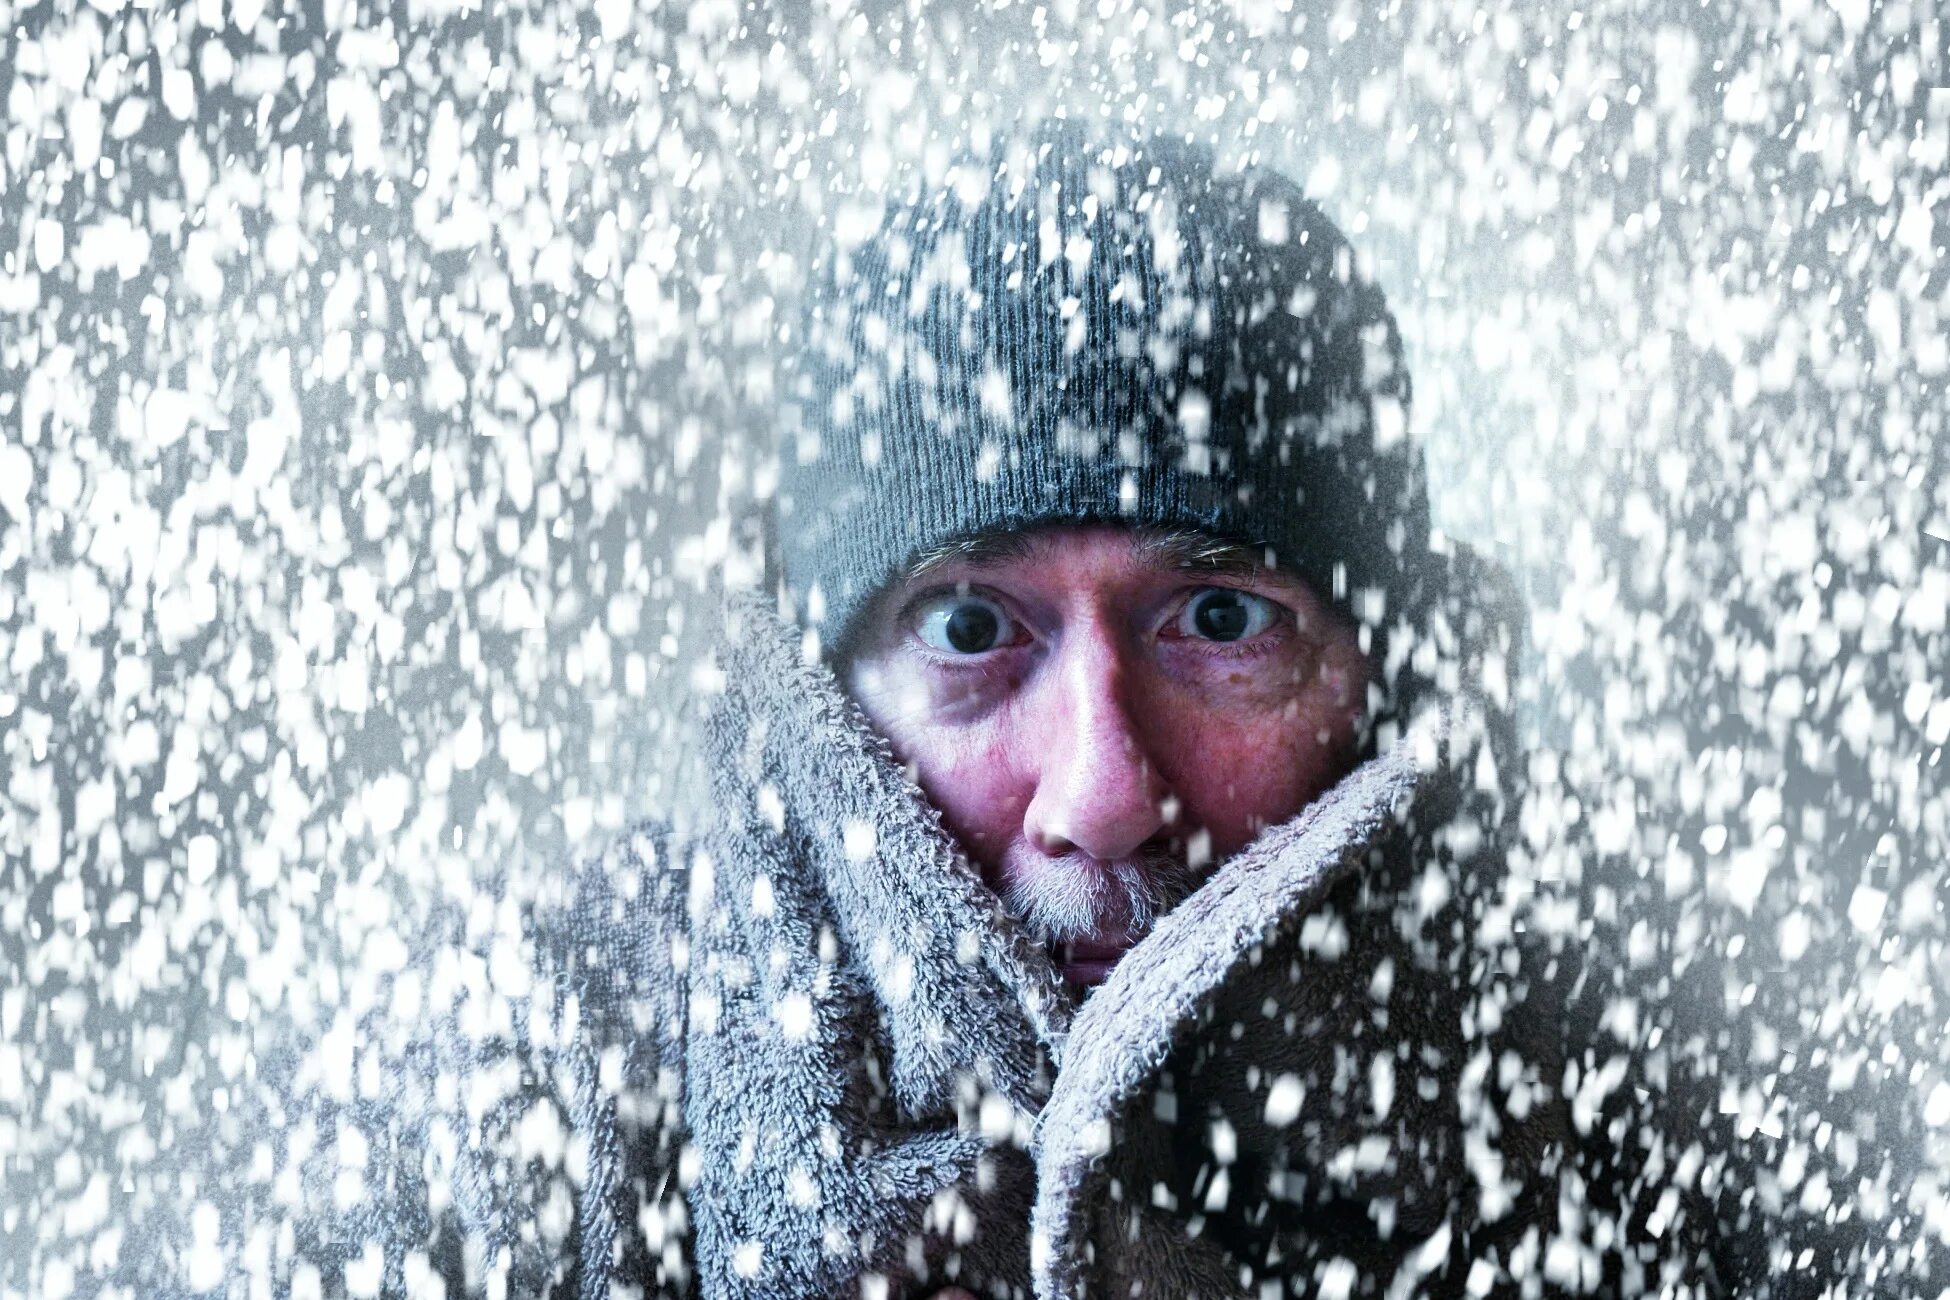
[1133,528,1275,582]
[905,528,1047,579]
[903,524,1283,585]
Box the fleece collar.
[685,593,1569,1300]
[703,593,1075,1121]
[695,593,1498,1298]
[702,592,1453,1107]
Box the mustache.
[995,841,1203,947]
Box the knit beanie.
[775,122,1433,655]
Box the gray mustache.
[999,846,1202,947]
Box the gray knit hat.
[776,123,1432,654]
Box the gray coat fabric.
[103,591,1566,1299]
[493,592,1566,1299]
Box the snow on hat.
[776,120,1432,654]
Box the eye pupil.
[944,603,1001,653]
[1193,591,1250,641]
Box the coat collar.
[702,592,1072,1119]
[700,593,1466,1110]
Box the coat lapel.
[1028,707,1459,1299]
[702,592,1070,1116]
[680,595,1070,1296]
[686,598,1555,1300]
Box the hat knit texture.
[777,122,1432,650]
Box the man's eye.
[914,595,1016,655]
[1176,588,1279,643]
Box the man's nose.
[1021,628,1169,861]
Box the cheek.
[1157,678,1366,856]
[849,657,1037,874]
[887,723,1031,871]
[1166,723,1311,854]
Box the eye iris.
[1193,592,1250,641]
[944,603,1000,653]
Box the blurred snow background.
[1,0,1945,1291]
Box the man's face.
[843,524,1372,988]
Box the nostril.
[1027,821,1076,857]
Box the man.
[215,125,1570,1299]
[568,123,1558,1297]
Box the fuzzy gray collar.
[687,593,1521,1299]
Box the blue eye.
[915,594,1016,654]
[1176,588,1278,643]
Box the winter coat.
[292,591,1559,1300]
[102,591,1569,1299]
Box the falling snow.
[1,0,1946,1296]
